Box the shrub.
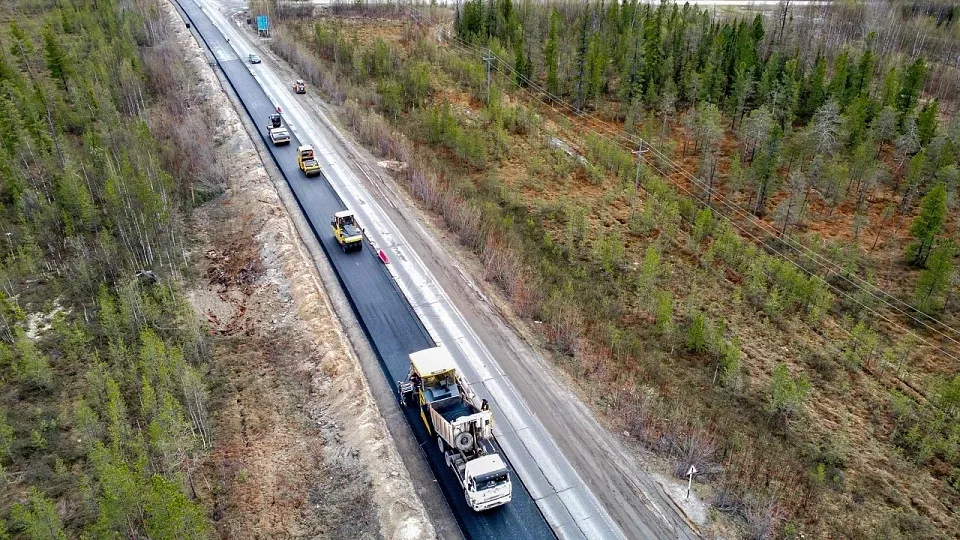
[584,132,634,183]
[654,290,674,337]
[744,260,769,307]
[842,321,880,369]
[452,127,488,169]
[502,104,539,135]
[805,275,834,323]
[690,207,714,249]
[544,292,583,357]
[635,245,661,300]
[719,337,743,390]
[363,38,394,79]
[401,61,432,109]
[377,78,403,120]
[593,230,625,273]
[768,363,810,419]
[763,287,785,318]
[420,102,460,145]
[686,311,711,354]
[14,329,53,390]
[656,199,682,241]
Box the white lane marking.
[193,4,625,537]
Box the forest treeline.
[457,0,958,289]
[0,0,221,536]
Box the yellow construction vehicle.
[297,145,321,177]
[331,210,363,252]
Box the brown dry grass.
[291,13,958,538]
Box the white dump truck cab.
[461,453,512,511]
[399,347,512,511]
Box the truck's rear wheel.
[437,436,445,454]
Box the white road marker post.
[686,465,697,500]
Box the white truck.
[399,347,512,511]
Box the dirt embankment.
[161,2,433,538]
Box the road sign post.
[686,465,697,500]
[256,15,269,37]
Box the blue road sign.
[256,15,268,32]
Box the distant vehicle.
[297,145,321,177]
[248,53,261,64]
[293,79,306,94]
[331,210,363,252]
[269,127,290,145]
[398,347,512,512]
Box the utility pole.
[631,138,650,218]
[484,49,493,104]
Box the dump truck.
[398,347,512,511]
[293,79,306,94]
[297,145,321,177]
[331,210,363,252]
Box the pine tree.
[870,105,899,156]
[914,240,956,314]
[827,52,850,108]
[573,12,590,111]
[881,66,899,107]
[802,54,827,120]
[727,62,754,128]
[843,96,870,149]
[143,475,210,539]
[544,10,560,96]
[514,35,526,87]
[906,182,948,267]
[459,0,484,40]
[897,57,926,115]
[42,26,70,88]
[853,48,875,97]
[11,488,67,540]
[917,100,939,146]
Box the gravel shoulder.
[162,2,435,537]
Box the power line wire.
[405,10,954,387]
[427,23,960,361]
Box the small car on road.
[248,53,261,64]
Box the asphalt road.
[172,1,556,538]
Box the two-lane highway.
[168,0,675,538]
[173,1,559,538]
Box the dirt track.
[163,1,434,537]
